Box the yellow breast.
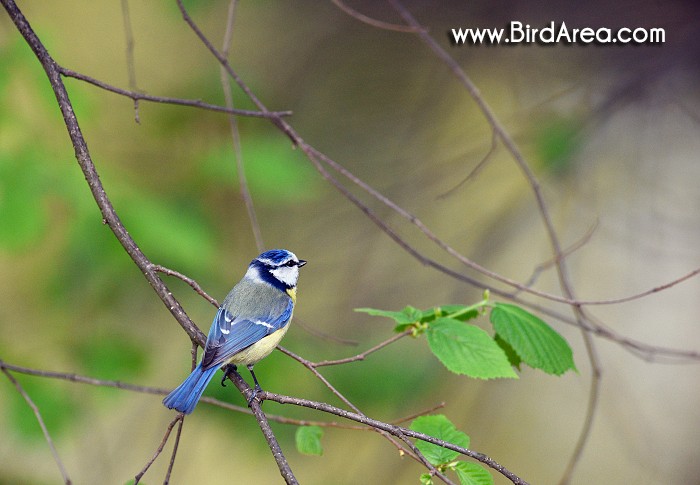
[286,287,297,304]
[228,325,290,365]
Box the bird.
[163,249,306,414]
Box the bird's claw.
[221,364,237,387]
[247,384,263,407]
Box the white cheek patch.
[270,266,299,287]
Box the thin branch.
[312,329,412,367]
[278,344,440,476]
[0,0,208,348]
[219,0,265,252]
[517,220,599,293]
[0,360,172,395]
[173,8,453,479]
[59,67,291,119]
[120,0,141,122]
[134,414,184,484]
[120,0,138,92]
[2,356,524,483]
[331,0,425,33]
[164,416,185,485]
[152,264,220,308]
[294,318,360,346]
[391,402,447,425]
[264,390,529,485]
[175,0,296,143]
[0,361,72,485]
[278,346,366,412]
[438,128,498,199]
[385,4,599,482]
[224,368,299,485]
[175,0,700,312]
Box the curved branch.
[1,0,206,349]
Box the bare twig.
[173,6,453,479]
[134,414,184,484]
[0,361,72,485]
[392,402,447,425]
[174,0,700,313]
[385,3,599,482]
[264,390,529,485]
[219,0,265,252]
[152,264,220,308]
[312,329,413,367]
[119,0,140,122]
[277,345,453,483]
[438,128,499,199]
[164,416,184,485]
[60,67,291,119]
[331,0,425,33]
[224,368,299,485]
[517,220,600,293]
[0,0,207,348]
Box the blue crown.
[254,249,295,266]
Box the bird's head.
[245,249,306,290]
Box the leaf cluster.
[357,295,576,379]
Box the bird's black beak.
[298,260,307,267]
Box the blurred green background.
[1,1,700,484]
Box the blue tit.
[163,249,306,414]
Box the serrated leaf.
[490,303,576,375]
[295,426,323,456]
[426,319,518,379]
[452,461,494,485]
[410,415,469,465]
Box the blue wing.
[200,300,294,370]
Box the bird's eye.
[284,260,297,267]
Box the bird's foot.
[247,383,263,407]
[221,364,238,387]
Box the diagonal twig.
[0,361,72,485]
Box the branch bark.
[0,0,206,349]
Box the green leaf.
[452,461,494,485]
[295,425,323,456]
[490,303,576,375]
[410,415,469,466]
[355,306,423,332]
[419,473,433,485]
[426,319,518,379]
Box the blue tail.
[163,363,219,414]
